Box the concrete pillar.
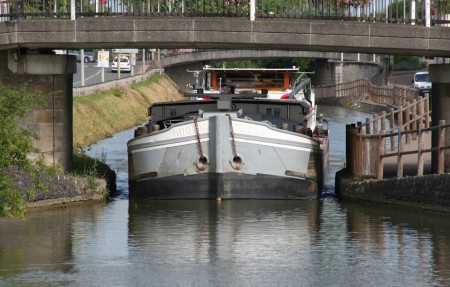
[1,50,76,172]
[429,64,450,173]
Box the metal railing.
[0,0,449,27]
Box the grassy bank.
[73,74,184,149]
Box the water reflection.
[85,129,133,199]
[342,201,450,286]
[127,200,322,286]
[0,202,108,286]
[125,200,450,286]
[0,189,449,286]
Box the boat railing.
[183,92,267,100]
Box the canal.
[1,106,450,286]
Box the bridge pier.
[429,64,450,173]
[0,50,76,172]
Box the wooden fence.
[315,78,419,107]
[346,94,450,179]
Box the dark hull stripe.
[129,173,321,200]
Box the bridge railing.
[1,0,449,27]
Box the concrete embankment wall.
[336,169,450,212]
[317,94,391,114]
[310,60,383,86]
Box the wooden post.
[357,121,363,139]
[401,89,406,106]
[391,89,400,106]
[397,126,404,178]
[373,114,379,135]
[418,98,424,129]
[381,111,386,131]
[377,130,386,179]
[360,130,367,177]
[354,126,362,176]
[346,124,356,174]
[381,111,386,152]
[417,124,425,176]
[396,107,403,151]
[390,108,396,151]
[366,118,371,135]
[439,120,446,174]
[405,103,411,144]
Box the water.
[1,106,450,287]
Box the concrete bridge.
[0,0,448,171]
[1,18,450,57]
[159,49,379,67]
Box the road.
[73,61,147,87]
[388,71,418,87]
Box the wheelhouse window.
[212,71,287,89]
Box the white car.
[412,71,431,96]
[111,57,131,72]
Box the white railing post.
[410,0,416,25]
[71,0,76,20]
[372,0,376,22]
[250,0,255,21]
[81,49,85,86]
[385,0,389,23]
[425,0,431,27]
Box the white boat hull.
[128,114,328,200]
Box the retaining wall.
[336,168,450,212]
[317,93,392,114]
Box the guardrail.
[0,0,449,26]
[345,94,450,180]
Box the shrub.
[0,84,43,217]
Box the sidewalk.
[383,131,432,178]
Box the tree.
[0,84,42,217]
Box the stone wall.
[5,167,113,208]
[335,168,450,212]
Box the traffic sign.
[112,49,138,54]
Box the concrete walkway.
[383,131,432,178]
